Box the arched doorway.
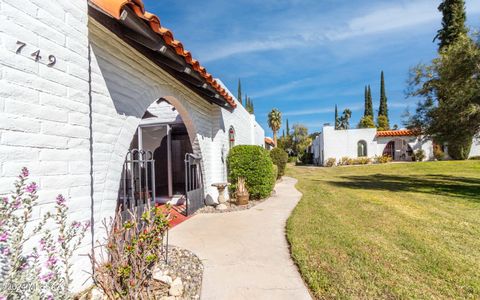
[118,98,204,215]
[382,138,414,161]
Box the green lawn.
[286,161,480,299]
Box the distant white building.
[311,125,480,166]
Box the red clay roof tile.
[376,130,417,137]
[90,0,237,108]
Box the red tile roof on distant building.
[265,137,275,146]
[376,129,417,137]
[89,0,236,108]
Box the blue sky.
[144,0,480,136]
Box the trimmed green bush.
[270,148,288,178]
[272,164,278,185]
[227,145,275,199]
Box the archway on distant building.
[357,140,367,157]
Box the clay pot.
[236,193,249,205]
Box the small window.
[228,126,235,149]
[357,140,367,157]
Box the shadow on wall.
[326,174,480,202]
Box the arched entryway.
[118,97,204,216]
[383,138,414,161]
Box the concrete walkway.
[169,177,312,300]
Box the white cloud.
[200,0,480,62]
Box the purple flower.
[40,272,54,282]
[13,198,21,209]
[0,294,7,300]
[46,295,54,300]
[46,256,57,268]
[2,197,7,205]
[26,182,38,193]
[39,238,46,251]
[72,221,81,229]
[21,167,29,178]
[0,232,9,242]
[1,247,10,256]
[56,194,65,206]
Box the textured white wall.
[0,0,92,290]
[0,2,266,291]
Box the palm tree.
[268,109,282,146]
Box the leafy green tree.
[292,124,311,156]
[338,109,352,130]
[435,0,467,50]
[334,104,339,129]
[268,108,282,146]
[237,79,242,106]
[377,115,390,131]
[406,34,480,159]
[358,115,375,128]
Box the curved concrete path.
[169,177,312,300]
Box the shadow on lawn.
[326,174,480,201]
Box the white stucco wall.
[0,1,266,290]
[469,136,480,157]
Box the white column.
[167,124,173,197]
[138,127,143,150]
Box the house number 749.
[16,41,56,67]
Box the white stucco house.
[311,125,480,166]
[0,0,265,289]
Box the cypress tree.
[334,104,339,129]
[378,71,390,130]
[250,99,254,114]
[237,79,242,105]
[435,0,467,50]
[363,86,368,117]
[286,119,290,136]
[367,85,374,117]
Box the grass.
[286,161,480,299]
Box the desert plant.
[235,177,249,205]
[414,149,426,161]
[339,157,353,166]
[270,148,288,179]
[325,158,337,167]
[91,204,171,299]
[227,145,275,199]
[353,157,371,165]
[0,168,89,300]
[375,155,392,164]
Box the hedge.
[270,148,288,178]
[227,145,275,199]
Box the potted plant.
[236,177,249,205]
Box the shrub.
[227,145,275,199]
[414,149,426,162]
[325,158,336,167]
[300,153,314,165]
[270,148,288,179]
[339,157,353,166]
[469,156,480,160]
[353,157,371,165]
[375,155,392,164]
[272,165,278,185]
[91,204,170,299]
[288,156,297,163]
[433,145,445,160]
[0,168,89,300]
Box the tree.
[338,109,352,130]
[334,104,340,129]
[268,108,282,146]
[358,115,375,128]
[378,71,390,130]
[286,119,290,136]
[435,0,467,50]
[377,115,390,131]
[406,34,480,159]
[367,85,374,116]
[237,79,242,106]
[292,124,311,156]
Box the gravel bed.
[154,247,204,299]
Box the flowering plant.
[91,203,171,299]
[0,168,89,299]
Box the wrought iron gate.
[184,153,204,215]
[118,149,156,217]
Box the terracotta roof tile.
[90,0,237,108]
[376,129,417,137]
